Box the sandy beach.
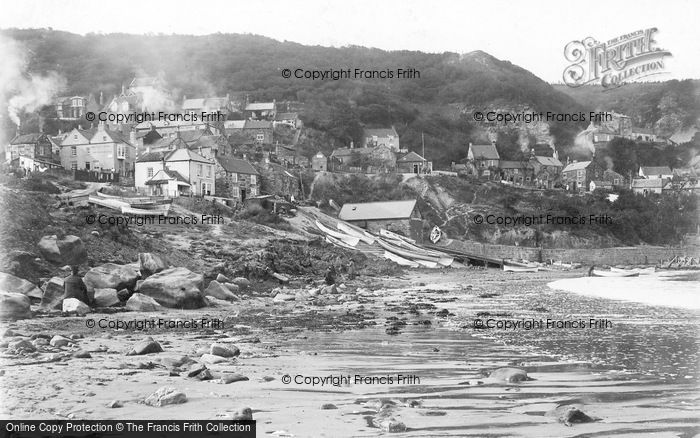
[2,268,698,437]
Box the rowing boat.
[610,267,655,275]
[88,195,129,210]
[121,206,170,216]
[379,229,416,244]
[325,235,356,251]
[591,269,639,277]
[503,264,539,272]
[315,220,360,246]
[383,251,419,268]
[337,222,375,244]
[376,238,453,266]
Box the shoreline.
[1,269,698,436]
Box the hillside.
[3,29,587,166]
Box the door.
[413,164,419,174]
[241,188,247,202]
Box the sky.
[1,0,698,83]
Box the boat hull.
[591,270,639,277]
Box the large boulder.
[41,277,65,310]
[0,292,32,320]
[84,263,140,292]
[62,298,90,314]
[0,272,43,301]
[94,288,120,307]
[125,293,161,312]
[37,235,87,265]
[137,267,206,309]
[138,253,168,276]
[144,387,187,407]
[204,281,237,301]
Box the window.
[206,165,211,177]
[73,135,78,139]
[147,167,154,178]
[85,162,90,170]
[256,133,265,142]
[103,136,107,141]
[71,162,77,170]
[230,173,238,183]
[614,178,619,185]
[71,146,77,156]
[231,187,239,198]
[197,164,203,176]
[250,186,257,196]
[250,175,257,185]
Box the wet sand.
[1,269,698,437]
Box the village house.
[182,95,232,117]
[139,136,189,156]
[188,134,230,159]
[274,145,308,168]
[466,142,500,178]
[214,156,260,202]
[560,160,604,192]
[311,151,328,172]
[396,151,431,174]
[589,180,613,192]
[244,101,276,120]
[630,127,657,143]
[527,152,563,188]
[362,127,400,151]
[243,120,274,145]
[638,166,673,180]
[59,124,135,176]
[338,199,423,241]
[631,178,664,195]
[330,145,396,173]
[128,126,163,151]
[601,169,627,190]
[135,148,215,196]
[7,133,61,171]
[257,162,301,200]
[53,95,100,120]
[499,160,528,185]
[273,112,301,129]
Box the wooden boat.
[503,264,539,272]
[415,259,439,269]
[337,222,375,244]
[376,238,453,267]
[121,206,169,216]
[379,229,416,244]
[325,235,356,251]
[315,220,360,247]
[383,251,420,268]
[610,267,655,275]
[88,195,129,210]
[590,269,639,277]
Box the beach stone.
[0,292,32,320]
[223,283,240,294]
[37,235,87,265]
[0,272,43,301]
[273,293,296,303]
[549,405,597,426]
[127,337,163,355]
[62,298,90,314]
[8,339,36,353]
[137,267,206,309]
[232,277,250,289]
[210,343,240,358]
[84,263,140,293]
[378,419,406,433]
[229,407,253,420]
[117,288,131,301]
[125,293,161,311]
[488,367,533,383]
[187,363,207,377]
[201,353,228,365]
[215,273,230,283]
[40,277,65,309]
[94,288,120,307]
[106,400,123,408]
[32,338,49,348]
[320,403,338,410]
[197,369,214,381]
[144,386,187,407]
[138,253,168,276]
[72,350,92,358]
[50,335,72,347]
[219,374,249,384]
[204,281,237,301]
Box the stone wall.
[443,239,699,265]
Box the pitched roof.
[244,120,273,129]
[166,148,212,163]
[216,156,259,175]
[224,120,246,130]
[137,151,169,163]
[245,102,275,111]
[364,127,398,138]
[145,168,190,185]
[339,200,417,221]
[533,156,563,167]
[641,166,672,176]
[274,112,298,121]
[632,127,655,135]
[562,161,592,172]
[10,133,47,144]
[469,144,500,160]
[331,147,373,157]
[397,151,425,162]
[500,160,527,169]
[632,178,663,188]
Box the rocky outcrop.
[40,277,65,309]
[0,272,43,301]
[138,253,168,276]
[37,235,87,265]
[94,288,120,307]
[136,267,206,309]
[0,292,32,319]
[204,281,238,301]
[125,293,161,312]
[84,264,140,292]
[144,387,186,407]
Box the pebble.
[72,350,92,359]
[126,337,163,356]
[49,335,73,348]
[201,354,228,365]
[320,403,338,410]
[106,400,122,408]
[197,369,214,381]
[219,374,249,384]
[210,343,240,358]
[187,363,207,377]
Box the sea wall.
[443,240,699,265]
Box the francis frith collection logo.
[563,28,672,88]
